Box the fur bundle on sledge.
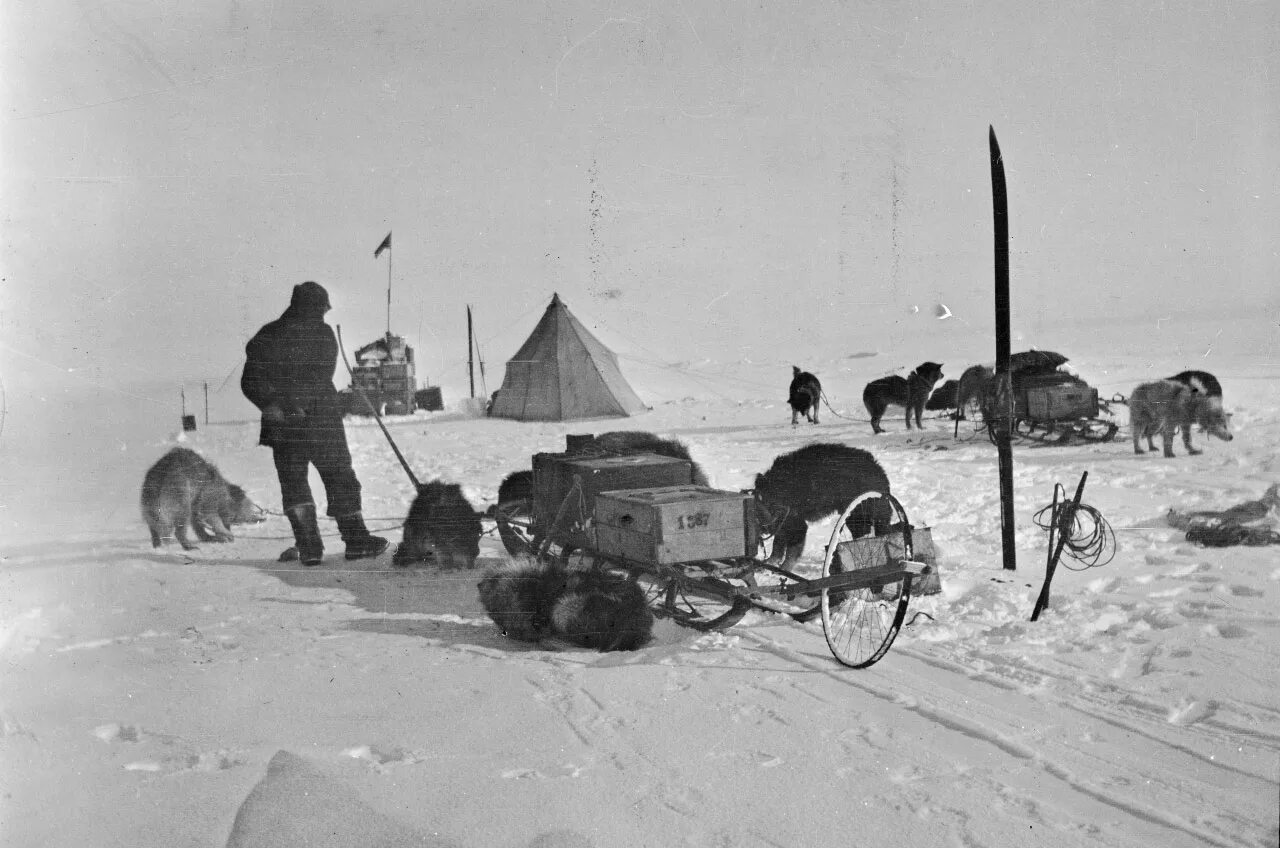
[477,559,654,652]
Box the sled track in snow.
[735,628,1270,848]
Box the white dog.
[1129,380,1232,457]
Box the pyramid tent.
[489,293,648,421]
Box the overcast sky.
[2,0,1276,405]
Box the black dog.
[925,379,959,413]
[862,362,945,434]
[394,480,484,568]
[788,367,822,426]
[753,443,893,567]
[477,559,653,652]
[1167,370,1223,400]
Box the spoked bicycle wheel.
[628,567,752,632]
[820,491,915,668]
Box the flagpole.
[386,241,392,338]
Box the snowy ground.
[2,317,1278,848]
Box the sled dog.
[394,480,484,568]
[954,364,995,421]
[140,447,263,550]
[1129,379,1232,457]
[925,379,959,413]
[863,362,945,434]
[787,367,822,426]
[477,559,653,652]
[753,443,893,567]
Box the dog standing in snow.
[787,367,822,426]
[1128,379,1233,457]
[140,447,264,550]
[862,362,945,434]
[753,443,894,568]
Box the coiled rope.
[1031,483,1116,571]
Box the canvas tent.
[489,293,647,421]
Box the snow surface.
[1,315,1277,847]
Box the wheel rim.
[820,491,914,668]
[629,568,751,632]
[494,498,534,556]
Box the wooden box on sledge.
[1017,375,1099,422]
[531,452,694,539]
[593,485,757,565]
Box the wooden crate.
[531,452,693,538]
[1016,375,1098,421]
[593,485,757,565]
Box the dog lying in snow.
[477,559,653,652]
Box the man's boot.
[281,503,324,566]
[336,512,389,561]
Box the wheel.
[494,497,535,556]
[628,567,752,632]
[820,491,914,668]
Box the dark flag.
[374,232,392,258]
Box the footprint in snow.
[1167,698,1218,726]
[1203,623,1251,639]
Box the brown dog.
[863,362,945,434]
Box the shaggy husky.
[394,480,483,568]
[787,367,822,426]
[477,559,653,651]
[140,447,263,550]
[954,364,995,421]
[1129,379,1233,457]
[753,443,894,567]
[862,362,945,434]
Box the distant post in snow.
[203,381,209,425]
[467,304,476,399]
[990,126,1016,571]
[180,385,196,432]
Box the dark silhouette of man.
[241,281,387,565]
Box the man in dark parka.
[241,281,387,565]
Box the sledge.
[490,438,934,669]
[959,354,1120,446]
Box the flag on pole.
[374,232,392,258]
